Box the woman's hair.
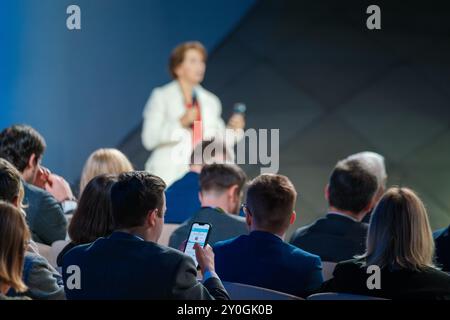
[0,201,30,293]
[362,187,435,270]
[169,41,207,79]
[79,148,133,194]
[69,174,117,244]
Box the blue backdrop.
[0,0,256,182]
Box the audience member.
[169,163,247,249]
[57,175,117,267]
[290,159,378,262]
[0,158,65,300]
[165,139,232,224]
[346,151,387,223]
[62,171,229,300]
[213,174,323,297]
[79,148,132,195]
[0,201,31,300]
[434,225,450,272]
[0,125,69,244]
[321,187,450,300]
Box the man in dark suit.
[290,159,378,263]
[62,171,229,300]
[213,174,323,298]
[169,163,247,249]
[165,139,231,224]
[434,226,450,272]
[0,125,71,245]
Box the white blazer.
[142,80,241,186]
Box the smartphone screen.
[184,222,211,267]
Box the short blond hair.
[0,201,30,293]
[80,148,133,194]
[363,187,435,270]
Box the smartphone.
[183,222,212,267]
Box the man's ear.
[28,153,37,169]
[245,208,252,228]
[198,191,203,203]
[146,209,158,227]
[290,211,297,225]
[324,184,330,202]
[228,184,239,199]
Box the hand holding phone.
[193,243,215,276]
[183,222,211,268]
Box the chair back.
[222,281,303,300]
[307,292,388,300]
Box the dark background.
[1,0,450,233]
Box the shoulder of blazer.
[116,236,189,265]
[334,259,366,277]
[24,182,61,212]
[151,80,181,100]
[434,227,449,239]
[197,85,221,107]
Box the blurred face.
[175,49,206,84]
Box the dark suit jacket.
[165,171,201,224]
[290,213,368,263]
[213,231,323,297]
[62,231,229,300]
[169,207,248,249]
[57,242,77,267]
[321,258,450,300]
[23,182,67,245]
[434,226,450,272]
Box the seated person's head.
[79,148,133,194]
[111,171,166,242]
[190,139,232,173]
[326,159,378,220]
[199,163,246,214]
[0,125,46,184]
[0,201,30,294]
[346,151,387,203]
[244,174,297,237]
[364,187,434,270]
[69,174,117,245]
[0,158,24,208]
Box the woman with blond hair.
[0,201,31,300]
[320,187,450,300]
[79,148,133,194]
